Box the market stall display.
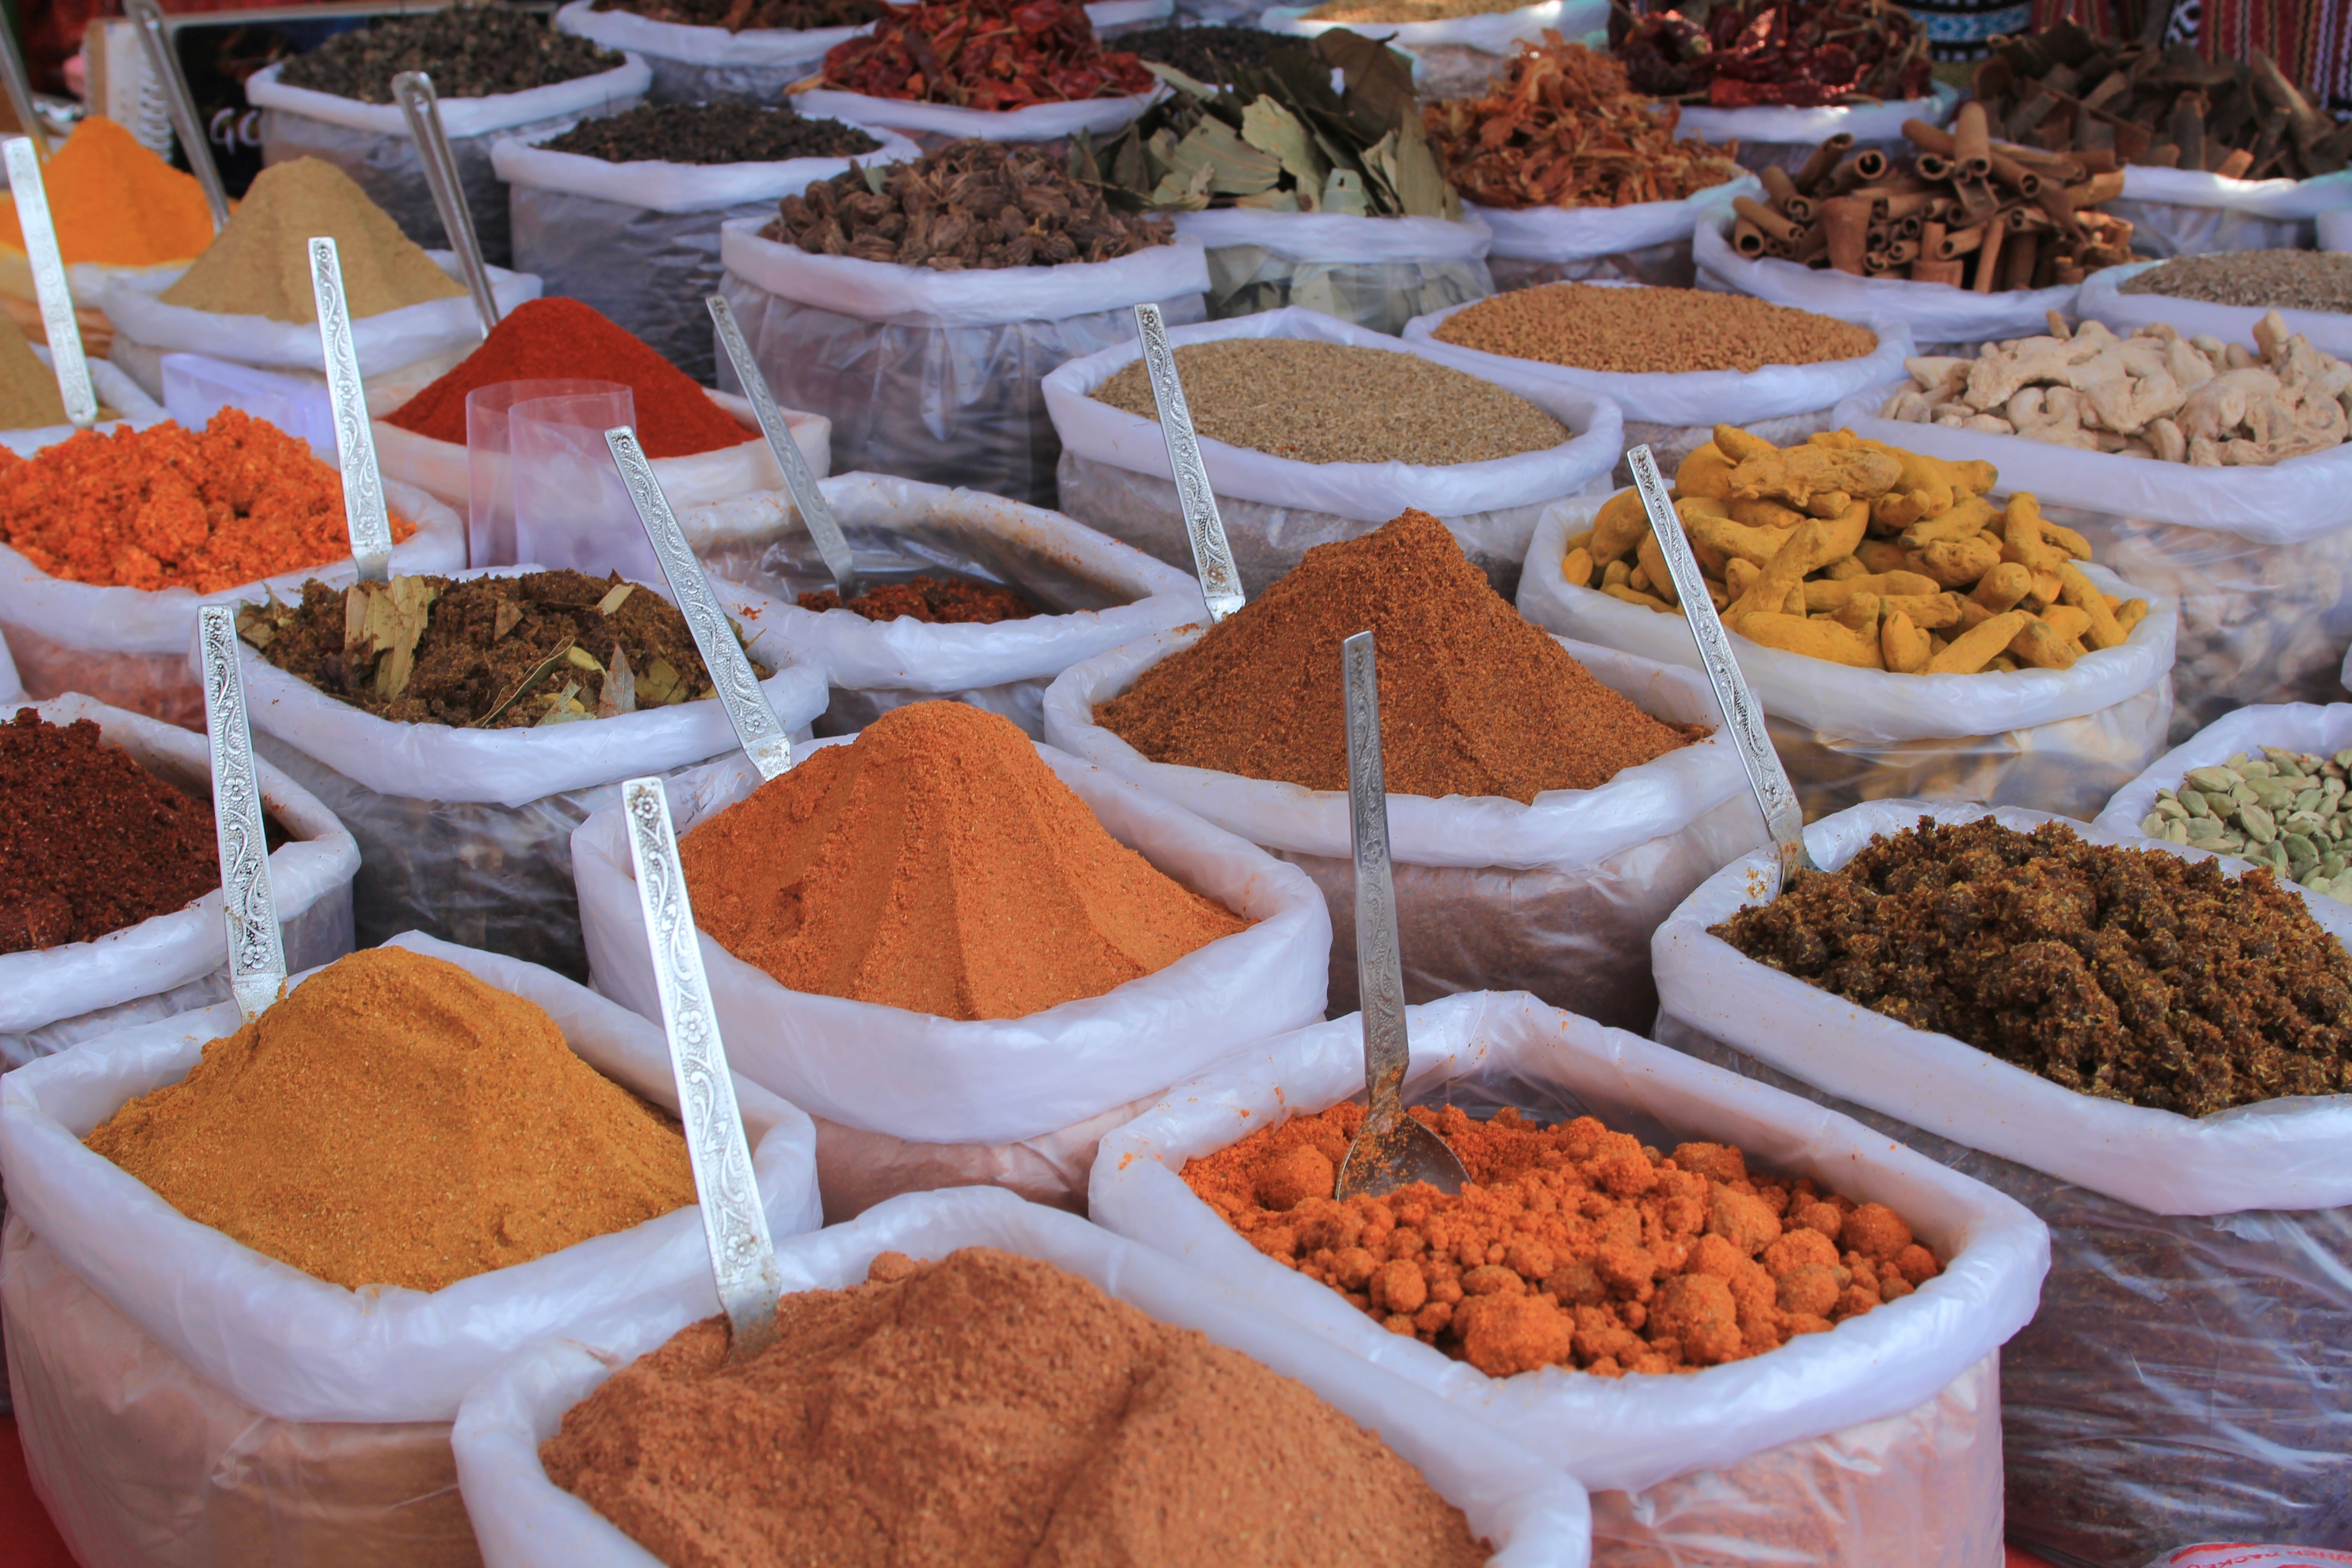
[1258,0,1608,101]
[554,0,883,105]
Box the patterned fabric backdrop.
[2029,0,2352,114]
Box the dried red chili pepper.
[1610,0,1927,110]
[820,0,1154,108]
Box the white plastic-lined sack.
[1676,81,1960,175]
[0,931,821,1568]
[1518,494,2180,820]
[788,84,1160,148]
[1827,382,2352,743]
[1088,989,2047,1565]
[215,566,823,981]
[716,216,1210,506]
[492,121,921,383]
[1044,628,1763,1028]
[1470,176,1759,291]
[1171,206,1494,334]
[1652,798,2352,1567]
[0,619,20,701]
[2077,259,2352,360]
[2092,701,2352,854]
[1257,0,1607,98]
[1084,0,1176,32]
[247,56,654,268]
[2107,166,2352,260]
[102,252,543,399]
[0,694,358,1072]
[0,348,165,458]
[685,472,1202,738]
[570,733,1331,1210]
[452,1185,1593,1568]
[0,479,464,728]
[551,0,867,104]
[1043,305,1624,594]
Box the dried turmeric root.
[1737,612,1885,668]
[1926,610,2033,674]
[1677,442,1735,499]
[1728,443,1904,518]
[1882,610,1931,672]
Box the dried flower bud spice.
[277,6,621,103]
[1434,284,1878,375]
[0,709,225,953]
[1712,817,2352,1116]
[797,573,1039,623]
[1186,1103,1941,1377]
[591,0,880,32]
[819,0,1154,109]
[0,409,416,594]
[542,1246,1493,1567]
[537,102,881,166]
[85,946,697,1293]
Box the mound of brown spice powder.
[540,1245,1493,1568]
[85,946,697,1292]
[678,701,1247,1019]
[1096,510,1705,801]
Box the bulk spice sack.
[552,0,882,106]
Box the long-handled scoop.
[606,426,794,781]
[3,137,96,429]
[620,774,782,1362]
[197,604,286,1022]
[126,0,230,233]
[706,294,856,599]
[309,237,395,583]
[1625,443,1817,890]
[0,21,48,159]
[1130,302,1244,623]
[393,72,500,340]
[1333,630,1467,1201]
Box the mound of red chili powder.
[382,298,753,459]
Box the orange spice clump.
[679,700,1250,1020]
[1183,1102,1943,1378]
[0,408,416,593]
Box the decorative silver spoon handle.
[3,137,95,429]
[0,24,47,159]
[606,426,793,781]
[621,775,781,1362]
[392,72,499,339]
[126,0,229,232]
[1342,630,1409,1117]
[706,294,855,598]
[1626,443,1815,885]
[309,238,394,583]
[1131,303,1243,622]
[198,606,285,1023]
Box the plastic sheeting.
[1676,82,1960,175]
[789,85,1158,148]
[2077,260,2352,360]
[1042,628,1764,1028]
[1171,206,1494,333]
[1472,177,1758,291]
[2107,166,2352,260]
[551,0,862,104]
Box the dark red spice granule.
[798,573,1039,625]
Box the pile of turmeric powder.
[1570,424,2151,674]
[1184,1101,1941,1378]
[0,117,214,269]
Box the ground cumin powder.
[541,1246,1492,1568]
[1097,510,1704,801]
[0,317,64,430]
[678,701,1247,1019]
[159,157,464,323]
[85,946,696,1292]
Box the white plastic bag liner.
[2146,1550,2352,1568]
[1471,176,1758,290]
[1828,382,2352,741]
[0,694,357,1072]
[717,215,1210,505]
[1654,798,2352,1566]
[1043,305,1623,592]
[1520,494,2179,820]
[685,471,1202,738]
[1044,627,1764,1027]
[552,0,867,104]
[2078,259,2352,360]
[216,566,823,980]
[788,84,1159,147]
[452,1185,1593,1568]
[1171,204,1494,333]
[2326,209,2352,252]
[1677,81,1960,174]
[0,478,464,728]
[0,617,19,702]
[247,56,654,268]
[493,122,921,382]
[102,253,543,400]
[1087,0,1175,30]
[0,349,164,458]
[805,1088,1163,1220]
[1695,206,2078,351]
[1088,988,2043,1561]
[0,931,822,1568]
[571,731,1332,1146]
[2107,166,2352,260]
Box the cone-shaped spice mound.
[159,157,465,323]
[86,946,696,1292]
[1098,510,1705,802]
[679,701,1248,1020]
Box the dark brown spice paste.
[798,573,1038,624]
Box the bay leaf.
[594,582,635,617]
[476,639,573,728]
[598,643,637,718]
[493,598,523,641]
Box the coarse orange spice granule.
[0,408,413,593]
[1182,1102,1943,1379]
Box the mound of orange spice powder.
[1183,1102,1942,1378]
[0,409,414,593]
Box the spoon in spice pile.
[1626,442,1818,891]
[606,425,795,781]
[1130,302,1245,623]
[309,237,397,584]
[392,72,500,340]
[1334,630,1468,1201]
[197,604,287,1022]
[0,25,46,160]
[3,137,96,430]
[620,774,782,1362]
[706,293,857,599]
[126,0,230,233]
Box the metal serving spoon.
[394,72,500,340]
[3,137,95,429]
[197,605,285,1022]
[309,237,396,584]
[1130,302,1244,623]
[126,0,229,233]
[707,293,857,600]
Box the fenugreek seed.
[1429,283,1878,376]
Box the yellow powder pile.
[85,946,697,1293]
[159,158,466,323]
[0,116,215,268]
[0,316,65,429]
